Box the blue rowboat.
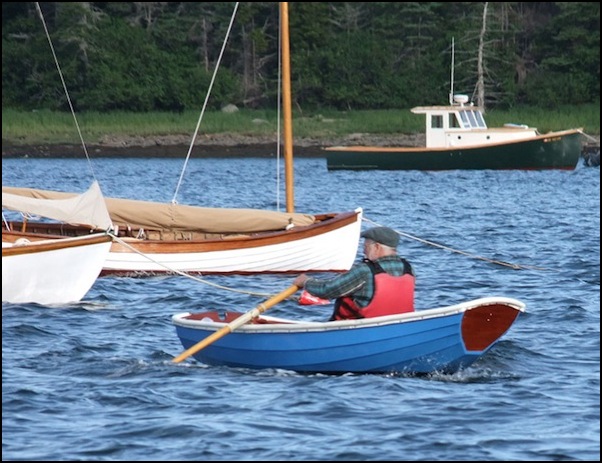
[172,296,525,375]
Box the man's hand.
[293,273,310,288]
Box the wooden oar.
[172,285,299,364]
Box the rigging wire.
[34,2,98,183]
[171,2,240,205]
[275,8,283,211]
[362,216,557,272]
[2,213,11,231]
[109,233,276,299]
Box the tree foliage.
[2,2,599,112]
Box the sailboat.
[2,181,113,304]
[2,3,362,276]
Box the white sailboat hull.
[105,209,363,275]
[2,234,112,305]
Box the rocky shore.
[2,133,426,158]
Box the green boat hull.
[325,130,583,171]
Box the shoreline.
[1,133,426,158]
[2,132,598,165]
[1,142,325,159]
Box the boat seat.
[185,312,291,324]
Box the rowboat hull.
[2,233,112,304]
[172,297,525,374]
[325,129,582,171]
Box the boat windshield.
[473,110,487,128]
[459,109,487,129]
[465,110,478,127]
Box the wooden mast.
[280,2,295,213]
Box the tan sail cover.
[2,181,113,230]
[2,185,315,234]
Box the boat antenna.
[34,2,98,182]
[449,37,455,105]
[172,3,240,204]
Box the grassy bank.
[2,104,599,145]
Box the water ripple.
[3,159,600,461]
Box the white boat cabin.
[411,94,538,149]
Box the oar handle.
[172,285,299,364]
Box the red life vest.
[330,259,415,321]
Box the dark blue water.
[3,157,600,461]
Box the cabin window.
[449,113,461,128]
[465,110,478,128]
[431,115,443,129]
[474,111,487,128]
[459,111,470,128]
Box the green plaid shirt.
[304,255,411,308]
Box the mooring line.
[362,217,556,272]
[577,129,599,144]
[108,233,274,298]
